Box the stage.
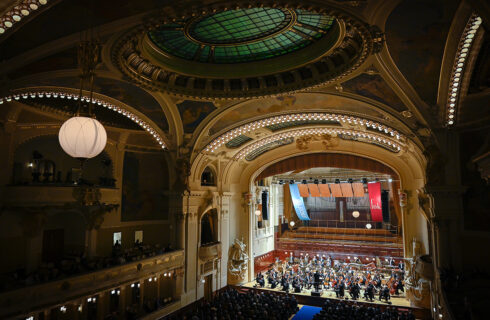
[242,280,411,307]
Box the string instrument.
[387,276,395,295]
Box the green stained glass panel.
[148,7,336,64]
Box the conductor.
[313,270,322,292]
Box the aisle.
[292,306,322,320]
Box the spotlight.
[321,179,327,184]
[388,178,393,183]
[290,180,294,184]
[362,178,368,184]
[302,179,307,184]
[348,178,353,183]
[335,179,340,184]
[314,179,319,184]
[279,180,283,185]
[366,223,372,229]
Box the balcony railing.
[0,250,184,319]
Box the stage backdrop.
[368,182,383,222]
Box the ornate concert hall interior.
[0,0,488,319]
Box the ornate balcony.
[0,250,184,319]
[199,242,221,262]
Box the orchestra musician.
[349,281,361,300]
[380,285,391,302]
[364,282,375,301]
[255,272,265,287]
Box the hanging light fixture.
[352,211,360,218]
[59,39,106,161]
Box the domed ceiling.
[113,4,376,99]
[148,8,335,64]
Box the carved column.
[176,212,187,250]
[96,292,108,320]
[119,286,127,316]
[139,280,144,308]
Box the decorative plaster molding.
[203,112,403,153]
[0,0,49,36]
[0,89,168,149]
[233,127,403,160]
[445,14,482,126]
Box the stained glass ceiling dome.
[148,8,335,64]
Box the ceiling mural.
[22,76,169,132]
[386,0,458,105]
[7,47,79,80]
[208,93,387,135]
[341,73,406,112]
[176,100,216,133]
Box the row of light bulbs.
[0,90,166,149]
[31,271,176,317]
[0,0,48,35]
[205,113,402,153]
[446,15,482,126]
[234,128,402,160]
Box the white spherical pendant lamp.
[352,211,360,218]
[59,116,107,159]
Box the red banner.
[368,182,383,222]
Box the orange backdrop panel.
[298,184,310,197]
[340,183,354,197]
[329,184,343,197]
[307,184,321,197]
[318,184,331,197]
[352,183,365,197]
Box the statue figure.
[228,238,249,282]
[405,255,432,309]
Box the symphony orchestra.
[254,253,405,303]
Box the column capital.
[176,212,187,221]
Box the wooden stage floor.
[242,280,411,308]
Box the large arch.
[213,134,428,283]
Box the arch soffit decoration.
[191,91,420,156]
[1,86,170,150]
